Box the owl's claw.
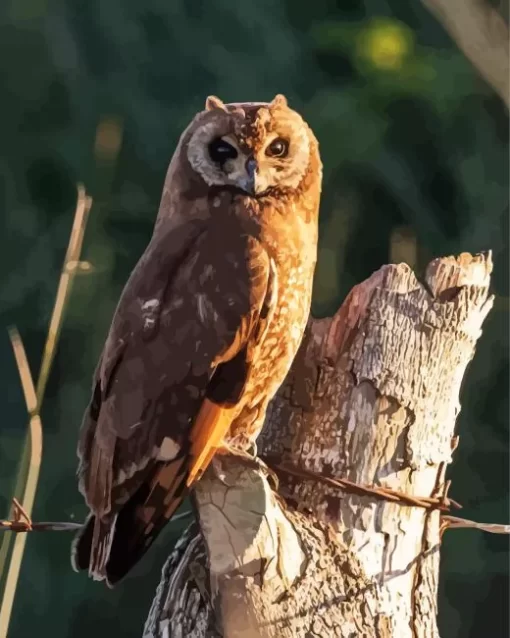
[210,455,235,487]
[215,443,279,491]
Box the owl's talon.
[259,458,279,491]
[210,456,235,487]
[216,444,279,491]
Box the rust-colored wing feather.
[186,398,238,485]
[72,216,273,586]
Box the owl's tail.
[71,459,190,587]
[72,397,239,586]
[71,513,117,583]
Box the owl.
[71,94,322,586]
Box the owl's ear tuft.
[205,96,227,112]
[271,94,288,108]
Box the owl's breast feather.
[239,261,313,409]
[226,262,313,447]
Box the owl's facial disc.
[186,101,311,196]
[202,132,302,197]
[187,126,258,194]
[206,134,263,195]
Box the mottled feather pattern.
[72,95,322,585]
[74,221,273,583]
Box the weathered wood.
[143,252,493,638]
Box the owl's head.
[184,95,320,197]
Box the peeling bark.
[143,252,493,638]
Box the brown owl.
[71,94,322,586]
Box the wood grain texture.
[143,251,493,638]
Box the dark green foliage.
[0,1,507,636]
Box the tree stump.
[142,252,494,638]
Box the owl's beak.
[243,157,259,195]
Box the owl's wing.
[73,218,274,585]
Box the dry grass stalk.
[0,185,92,638]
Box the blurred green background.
[0,1,508,636]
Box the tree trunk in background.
[143,252,493,638]
[421,0,509,109]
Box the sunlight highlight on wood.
[144,251,496,638]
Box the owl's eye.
[266,138,289,158]
[208,138,238,164]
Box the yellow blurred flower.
[357,19,414,71]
